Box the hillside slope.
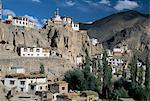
[81,10,150,50]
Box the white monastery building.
[20,47,50,57]
[7,15,36,28]
[49,8,80,31]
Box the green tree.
[64,69,85,90]
[97,58,103,94]
[112,87,128,100]
[40,64,45,74]
[102,50,112,99]
[144,50,150,100]
[137,66,144,85]
[130,53,138,86]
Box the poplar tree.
[143,50,150,100]
[102,50,112,99]
[130,53,138,86]
[137,66,144,85]
[40,64,45,74]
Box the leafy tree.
[64,69,85,90]
[112,87,128,100]
[102,50,112,99]
[40,64,45,74]
[64,50,98,92]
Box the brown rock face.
[0,22,102,77]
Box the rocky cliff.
[0,21,101,78]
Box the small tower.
[52,8,62,22]
[0,0,2,21]
[56,8,59,16]
[54,8,60,17]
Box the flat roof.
[11,67,24,69]
[30,82,48,85]
[5,74,46,79]
[55,81,68,85]
[48,81,68,85]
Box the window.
[44,54,46,56]
[30,85,34,90]
[23,22,25,24]
[21,88,24,92]
[40,86,42,90]
[20,21,21,24]
[28,54,30,56]
[36,49,40,52]
[10,80,15,85]
[31,54,33,56]
[23,54,25,56]
[20,81,25,85]
[24,48,27,52]
[30,48,33,52]
[62,87,65,90]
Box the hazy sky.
[1,0,149,27]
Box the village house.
[48,81,68,94]
[108,56,124,67]
[57,92,86,101]
[108,56,127,75]
[91,38,98,46]
[3,74,47,93]
[5,14,36,28]
[29,82,48,93]
[76,55,83,65]
[10,67,25,74]
[48,8,80,31]
[80,90,99,101]
[57,91,99,101]
[20,47,50,58]
[9,93,41,101]
[113,48,124,56]
[0,0,2,21]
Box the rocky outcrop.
[0,21,102,78]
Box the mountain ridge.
[80,10,150,50]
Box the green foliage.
[145,51,150,90]
[130,53,138,85]
[64,69,85,90]
[110,87,128,100]
[64,68,98,91]
[40,64,45,74]
[137,66,144,85]
[102,50,112,99]
[144,51,150,100]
